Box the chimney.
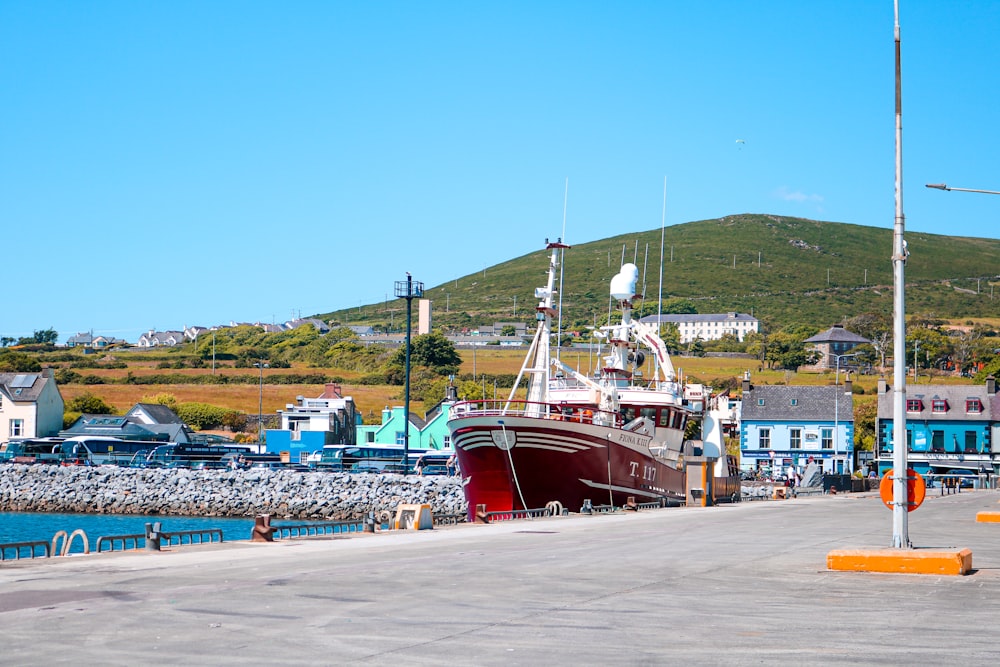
[988,376,996,395]
[844,379,852,395]
[741,370,752,394]
[878,378,888,395]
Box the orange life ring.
[879,468,926,512]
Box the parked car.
[419,464,450,476]
[944,470,976,488]
[250,461,286,471]
[191,460,229,470]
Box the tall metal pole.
[891,0,910,548]
[395,273,423,473]
[404,278,413,469]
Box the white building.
[639,312,759,344]
[0,370,64,440]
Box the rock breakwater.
[0,465,467,520]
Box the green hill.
[320,214,1000,332]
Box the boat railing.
[452,400,621,427]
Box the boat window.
[657,409,671,428]
[639,407,657,421]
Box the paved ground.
[2,489,999,666]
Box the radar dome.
[609,263,639,300]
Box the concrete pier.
[2,490,999,665]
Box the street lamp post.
[254,361,269,443]
[926,183,1000,196]
[395,273,424,473]
[833,353,858,474]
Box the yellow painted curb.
[976,512,1000,523]
[827,548,972,575]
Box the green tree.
[500,325,517,337]
[0,350,42,372]
[391,332,462,375]
[65,392,115,415]
[142,393,179,412]
[853,399,877,453]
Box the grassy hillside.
[321,214,1000,332]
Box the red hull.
[450,415,685,521]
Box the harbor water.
[0,512,256,554]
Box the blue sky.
[2,1,998,344]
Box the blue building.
[875,377,997,475]
[739,375,855,475]
[356,398,455,452]
[264,384,359,464]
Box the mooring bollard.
[145,522,163,552]
[251,514,277,542]
[581,499,593,514]
[364,511,376,533]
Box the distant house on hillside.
[67,332,125,350]
[477,322,528,337]
[0,370,64,439]
[803,325,870,371]
[183,326,209,342]
[638,312,759,344]
[285,318,331,334]
[137,330,186,348]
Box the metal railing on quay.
[96,534,145,553]
[271,520,364,539]
[484,507,554,522]
[0,540,50,561]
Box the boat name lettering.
[615,433,647,446]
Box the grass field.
[58,347,980,432]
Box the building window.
[931,399,948,413]
[965,431,978,453]
[366,431,375,443]
[10,419,23,438]
[757,399,765,407]
[759,428,771,449]
[443,435,451,449]
[395,431,405,445]
[966,399,983,414]
[931,430,944,452]
[906,399,923,413]
[790,399,798,406]
[790,428,801,449]
[821,428,833,449]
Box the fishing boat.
[448,239,710,520]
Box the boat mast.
[505,240,567,415]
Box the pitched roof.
[0,373,47,403]
[804,325,870,345]
[740,384,853,421]
[127,403,185,424]
[876,382,996,420]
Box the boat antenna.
[657,176,667,381]
[658,176,666,322]
[641,242,649,308]
[556,178,568,360]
